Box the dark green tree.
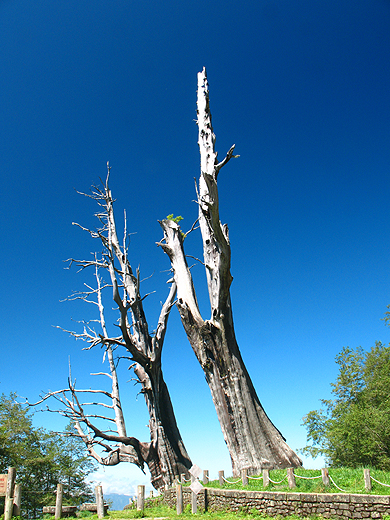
[0,393,96,518]
[302,342,390,469]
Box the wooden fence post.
[95,485,105,518]
[363,469,371,491]
[137,485,145,511]
[4,467,16,520]
[13,484,22,516]
[321,468,329,486]
[287,468,296,489]
[203,470,209,485]
[176,483,183,515]
[190,476,197,514]
[55,483,63,520]
[263,469,269,488]
[218,470,224,486]
[241,469,248,486]
[181,473,186,484]
[5,467,16,503]
[4,499,14,520]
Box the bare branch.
[184,218,200,237]
[185,255,206,267]
[214,144,240,178]
[91,372,113,379]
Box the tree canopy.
[301,341,390,469]
[0,393,96,518]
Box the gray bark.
[158,68,302,475]
[33,175,191,490]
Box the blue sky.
[1,0,390,496]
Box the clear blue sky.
[2,0,390,496]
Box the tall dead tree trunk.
[33,173,191,490]
[159,68,302,475]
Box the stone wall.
[164,486,390,519]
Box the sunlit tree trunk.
[159,68,302,475]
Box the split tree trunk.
[102,360,192,490]
[69,345,191,490]
[133,363,192,488]
[159,68,302,475]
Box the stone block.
[221,489,238,498]
[335,494,351,503]
[245,491,262,500]
[285,493,302,501]
[351,494,389,505]
[318,493,350,503]
[317,494,335,503]
[300,493,317,502]
[265,492,286,501]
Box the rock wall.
[164,486,390,519]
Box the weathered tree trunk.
[159,68,302,475]
[34,175,192,491]
[97,357,191,490]
[178,299,301,474]
[133,363,192,488]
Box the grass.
[36,507,311,520]
[30,507,390,520]
[106,503,327,519]
[194,467,390,495]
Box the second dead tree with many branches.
[33,174,192,490]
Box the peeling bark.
[158,68,302,475]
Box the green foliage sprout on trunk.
[166,214,183,224]
[166,214,186,238]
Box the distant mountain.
[104,493,132,511]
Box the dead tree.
[32,172,191,490]
[158,68,302,475]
